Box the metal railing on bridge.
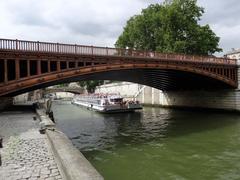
[0,38,236,65]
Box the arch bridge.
[44,87,84,95]
[0,38,238,97]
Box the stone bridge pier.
[0,97,13,111]
[138,60,240,112]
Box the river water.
[52,102,240,180]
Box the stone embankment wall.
[95,82,142,98]
[14,93,29,104]
[0,97,13,111]
[36,107,104,180]
[238,59,240,90]
[136,88,240,111]
[14,90,43,104]
[54,92,74,99]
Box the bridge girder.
[0,63,237,97]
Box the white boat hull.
[72,100,142,113]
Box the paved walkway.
[0,107,63,180]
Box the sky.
[0,0,239,56]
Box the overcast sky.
[0,0,239,56]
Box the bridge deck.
[0,38,236,65]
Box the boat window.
[110,98,123,103]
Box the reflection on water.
[52,103,240,180]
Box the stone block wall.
[0,97,13,111]
[134,86,240,112]
[237,59,240,89]
[95,82,141,98]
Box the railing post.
[27,60,30,77]
[75,44,77,54]
[48,61,51,73]
[227,68,231,79]
[91,46,93,55]
[57,61,60,72]
[37,41,40,51]
[37,60,41,75]
[106,47,108,55]
[15,58,20,80]
[57,43,59,53]
[128,49,132,56]
[66,61,69,69]
[16,39,18,50]
[4,59,8,83]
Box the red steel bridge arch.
[0,38,238,97]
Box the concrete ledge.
[36,109,55,127]
[47,129,103,180]
[36,108,103,180]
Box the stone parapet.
[47,130,104,180]
[237,59,240,89]
[36,108,104,180]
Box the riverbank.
[36,107,103,180]
[0,104,103,180]
[0,105,62,179]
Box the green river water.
[52,103,240,180]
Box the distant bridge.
[44,87,84,94]
[0,38,238,97]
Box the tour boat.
[71,93,142,113]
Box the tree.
[78,80,104,93]
[115,0,222,55]
[56,83,69,88]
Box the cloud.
[198,0,240,54]
[0,0,156,46]
[0,0,239,55]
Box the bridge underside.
[5,68,233,97]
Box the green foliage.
[115,0,222,55]
[56,83,69,88]
[78,80,104,93]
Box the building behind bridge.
[225,48,240,59]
